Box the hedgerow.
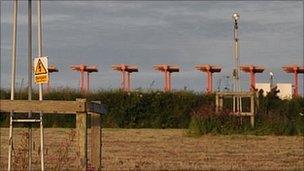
[0,87,303,135]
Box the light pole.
[232,12,240,92]
[8,1,18,170]
[232,12,241,114]
[269,72,274,90]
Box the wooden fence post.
[215,94,219,113]
[250,95,255,128]
[90,112,101,170]
[76,99,87,171]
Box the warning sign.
[35,59,48,75]
[34,57,48,84]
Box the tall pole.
[294,70,298,96]
[164,70,168,92]
[46,73,50,93]
[127,72,131,92]
[87,72,90,91]
[232,12,241,113]
[232,13,240,92]
[168,72,171,91]
[122,70,126,91]
[27,0,33,170]
[207,72,212,93]
[8,0,18,170]
[0,0,1,165]
[80,70,84,92]
[37,0,45,170]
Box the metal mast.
[8,0,18,170]
[27,0,33,170]
[232,12,241,92]
[37,0,45,170]
[232,12,241,113]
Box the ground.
[1,128,303,170]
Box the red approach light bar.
[195,64,221,93]
[282,65,304,96]
[153,64,180,92]
[112,64,139,92]
[71,64,98,92]
[240,65,265,91]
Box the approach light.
[232,12,240,21]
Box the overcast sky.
[1,1,303,93]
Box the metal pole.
[8,0,18,170]
[207,71,212,93]
[37,0,45,170]
[122,70,126,91]
[294,70,298,96]
[127,72,131,92]
[164,71,167,92]
[0,1,2,164]
[80,70,84,92]
[232,13,241,113]
[87,72,90,92]
[0,0,1,165]
[168,72,171,91]
[46,73,50,93]
[27,0,33,170]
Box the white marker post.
[8,0,18,170]
[37,0,45,170]
[27,0,33,170]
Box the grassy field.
[1,128,303,170]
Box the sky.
[1,1,303,93]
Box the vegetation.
[0,87,303,135]
[188,88,304,136]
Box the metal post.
[8,1,18,170]
[232,13,241,114]
[215,94,219,113]
[233,96,236,113]
[0,0,1,165]
[46,73,50,93]
[168,72,171,91]
[207,71,212,93]
[27,0,33,170]
[270,72,274,90]
[122,70,126,91]
[80,70,84,92]
[294,70,298,96]
[250,71,255,91]
[127,72,131,92]
[37,0,45,170]
[87,72,90,92]
[164,71,167,92]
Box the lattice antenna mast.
[232,12,241,92]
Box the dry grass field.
[0,128,303,170]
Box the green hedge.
[188,88,304,136]
[0,88,213,128]
[1,88,303,136]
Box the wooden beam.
[216,91,255,97]
[0,99,86,114]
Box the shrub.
[187,88,304,136]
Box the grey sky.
[1,1,303,93]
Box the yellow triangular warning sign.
[35,59,47,75]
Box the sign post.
[33,56,47,171]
